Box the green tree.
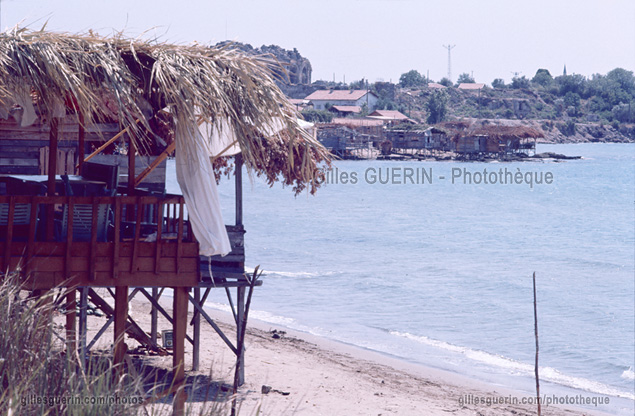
[531,69,553,87]
[563,91,581,116]
[301,109,334,123]
[491,78,506,89]
[399,70,426,88]
[438,77,453,87]
[511,76,530,89]
[555,74,587,97]
[456,73,475,84]
[426,90,448,124]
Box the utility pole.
[442,44,456,82]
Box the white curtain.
[174,121,231,257]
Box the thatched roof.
[468,125,544,140]
[0,28,330,194]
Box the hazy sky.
[3,0,634,85]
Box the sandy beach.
[67,290,610,416]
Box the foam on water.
[390,331,635,400]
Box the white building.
[305,89,379,111]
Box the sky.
[2,0,634,85]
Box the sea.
[166,143,635,414]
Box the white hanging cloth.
[174,121,231,257]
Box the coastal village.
[239,43,633,162]
[299,88,541,161]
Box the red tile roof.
[458,83,485,90]
[305,89,371,101]
[369,110,409,120]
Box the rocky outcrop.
[213,41,312,96]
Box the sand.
[74,289,610,416]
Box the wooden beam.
[77,112,85,174]
[135,141,175,187]
[187,293,237,355]
[78,287,88,368]
[113,286,128,370]
[172,287,188,416]
[3,197,14,270]
[88,288,164,351]
[65,290,77,353]
[192,288,200,371]
[81,119,140,167]
[235,154,243,227]
[236,286,245,385]
[138,288,194,345]
[47,118,59,196]
[47,118,60,241]
[150,287,159,345]
[128,134,136,196]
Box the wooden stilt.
[192,288,200,371]
[78,287,88,367]
[236,286,245,386]
[46,118,59,240]
[65,290,76,353]
[114,286,128,370]
[172,287,188,416]
[235,154,243,227]
[77,112,85,174]
[151,287,158,345]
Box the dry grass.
[0,275,235,415]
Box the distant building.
[387,127,451,152]
[457,83,485,90]
[427,82,447,89]
[305,89,378,111]
[318,118,384,158]
[329,105,362,117]
[288,98,311,111]
[368,110,415,124]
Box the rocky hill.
[213,41,314,97]
[387,81,635,143]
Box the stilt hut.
[0,28,330,415]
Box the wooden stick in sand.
[231,266,262,416]
[533,271,541,416]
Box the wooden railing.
[0,194,199,288]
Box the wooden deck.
[0,194,200,289]
[0,159,251,416]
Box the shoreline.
[87,293,620,415]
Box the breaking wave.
[390,331,635,400]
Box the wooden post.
[46,118,60,240]
[77,112,85,174]
[533,272,541,416]
[128,133,136,196]
[65,290,77,353]
[78,287,88,367]
[235,154,243,227]
[172,287,188,416]
[236,286,245,385]
[192,288,201,371]
[150,287,158,345]
[114,286,129,370]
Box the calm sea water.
[167,143,635,414]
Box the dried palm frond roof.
[468,125,544,140]
[0,27,330,194]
